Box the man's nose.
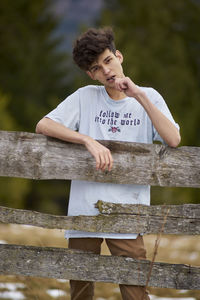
[102,65,110,75]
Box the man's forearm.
[114,77,181,147]
[135,92,181,147]
[36,117,88,145]
[35,117,113,171]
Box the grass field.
[0,224,200,300]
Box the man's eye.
[92,67,98,72]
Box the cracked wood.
[96,200,200,218]
[1,204,200,234]
[0,130,200,187]
[0,244,200,289]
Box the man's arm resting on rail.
[36,117,113,171]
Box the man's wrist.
[81,134,93,146]
[133,89,147,104]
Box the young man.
[36,28,180,300]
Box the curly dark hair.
[72,27,116,70]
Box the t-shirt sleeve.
[45,89,80,131]
[150,88,180,143]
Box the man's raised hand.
[114,77,142,98]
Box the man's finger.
[119,81,128,90]
[99,153,106,170]
[95,154,101,170]
[101,153,110,171]
[108,153,113,171]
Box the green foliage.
[98,0,200,204]
[25,180,70,215]
[100,0,200,146]
[0,0,71,132]
[0,0,71,212]
[0,91,17,130]
[0,177,30,209]
[0,91,30,208]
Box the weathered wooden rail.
[0,130,200,290]
[0,202,200,235]
[1,244,200,290]
[0,130,200,187]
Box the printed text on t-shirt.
[94,110,140,133]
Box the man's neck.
[105,86,127,100]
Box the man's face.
[87,49,124,88]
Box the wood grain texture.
[1,204,200,234]
[0,244,200,289]
[0,130,200,187]
[96,200,200,218]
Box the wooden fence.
[0,130,200,290]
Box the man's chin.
[104,81,116,88]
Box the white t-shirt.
[46,85,179,239]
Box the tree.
[0,0,71,132]
[0,0,72,212]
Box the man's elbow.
[35,119,45,134]
[35,123,40,134]
[168,133,181,148]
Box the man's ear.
[86,70,95,80]
[115,50,123,64]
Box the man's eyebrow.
[89,55,112,71]
[104,55,111,62]
[89,64,99,72]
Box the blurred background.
[0,0,200,215]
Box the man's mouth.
[107,75,116,82]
